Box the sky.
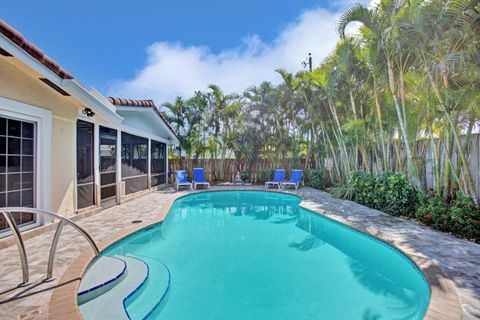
[2,0,372,104]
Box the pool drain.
[131,220,143,224]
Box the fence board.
[168,159,308,184]
[168,133,480,199]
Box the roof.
[0,19,73,79]
[108,97,155,107]
[0,19,178,142]
[108,97,179,141]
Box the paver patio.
[0,186,479,319]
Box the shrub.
[334,170,480,241]
[344,171,417,217]
[415,193,448,228]
[240,170,251,182]
[377,172,417,217]
[449,193,480,239]
[256,169,274,184]
[330,183,355,200]
[304,169,326,190]
[416,192,480,240]
[348,171,377,208]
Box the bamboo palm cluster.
[163,0,480,202]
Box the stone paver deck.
[0,190,177,320]
[0,186,479,319]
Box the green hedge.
[334,170,480,241]
[240,171,251,182]
[304,169,326,190]
[256,169,274,184]
[348,171,417,216]
[416,192,480,240]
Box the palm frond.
[337,4,378,38]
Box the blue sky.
[2,0,368,103]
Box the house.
[0,19,179,236]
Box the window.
[151,140,166,186]
[0,117,35,230]
[121,132,148,194]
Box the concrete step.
[125,255,171,319]
[78,256,127,305]
[79,255,149,320]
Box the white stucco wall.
[0,59,78,216]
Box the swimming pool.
[80,191,430,319]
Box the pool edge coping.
[47,188,462,320]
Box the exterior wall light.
[82,108,95,117]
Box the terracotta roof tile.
[0,19,73,79]
[42,55,61,74]
[108,97,155,107]
[108,96,179,141]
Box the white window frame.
[0,97,52,236]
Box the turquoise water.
[104,191,430,319]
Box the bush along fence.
[331,171,480,242]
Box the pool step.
[78,256,127,305]
[125,256,171,319]
[79,255,149,320]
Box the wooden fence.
[168,158,308,184]
[168,133,480,199]
[420,133,480,198]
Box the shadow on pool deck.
[0,186,478,319]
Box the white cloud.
[108,4,369,104]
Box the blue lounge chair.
[265,169,285,189]
[282,170,303,189]
[193,168,210,189]
[175,170,192,191]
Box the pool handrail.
[0,207,100,285]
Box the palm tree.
[161,0,480,207]
[163,97,187,159]
[338,1,422,188]
[401,0,480,203]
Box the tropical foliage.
[163,0,480,206]
[332,171,480,241]
[341,171,417,216]
[256,169,275,185]
[304,169,326,190]
[416,192,480,240]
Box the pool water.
[104,191,430,319]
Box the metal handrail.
[1,207,100,285]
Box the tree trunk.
[386,54,421,188]
[373,76,388,171]
[454,115,475,192]
[427,72,479,205]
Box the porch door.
[76,120,95,209]
[121,132,148,194]
[0,117,35,231]
[151,140,166,186]
[99,126,117,207]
